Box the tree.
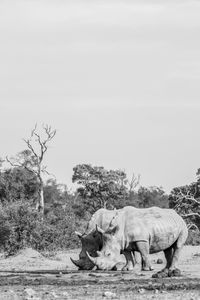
[43,178,73,210]
[169,182,200,231]
[0,167,38,203]
[6,124,56,213]
[72,164,132,214]
[136,186,169,208]
[169,169,200,231]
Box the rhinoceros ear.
[106,225,119,236]
[75,231,83,239]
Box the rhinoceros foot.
[168,268,181,277]
[152,268,168,278]
[152,268,181,278]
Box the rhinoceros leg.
[121,250,135,271]
[168,224,188,277]
[164,246,174,269]
[153,243,182,278]
[153,245,174,278]
[135,241,153,271]
[167,243,182,277]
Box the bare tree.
[6,124,56,213]
[170,188,200,231]
[128,173,140,193]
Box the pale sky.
[0,0,200,193]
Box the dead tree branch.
[128,173,140,192]
[181,213,200,219]
[6,124,56,214]
[187,223,199,231]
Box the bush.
[1,200,199,255]
[0,201,80,255]
[186,230,200,246]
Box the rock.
[168,268,181,277]
[152,269,168,278]
[189,292,196,300]
[51,291,59,298]
[24,288,40,300]
[138,288,145,294]
[156,258,163,264]
[24,288,36,297]
[103,291,117,298]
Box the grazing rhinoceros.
[86,206,188,278]
[70,207,144,271]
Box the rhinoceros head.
[86,225,121,270]
[70,227,103,270]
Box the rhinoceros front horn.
[70,257,84,268]
[86,251,97,266]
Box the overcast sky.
[0,0,200,193]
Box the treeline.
[0,124,199,255]
[0,161,200,254]
[0,161,169,254]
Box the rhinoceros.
[86,206,188,277]
[71,207,144,271]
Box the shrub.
[0,201,80,255]
[186,230,200,246]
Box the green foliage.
[169,169,200,245]
[0,201,40,254]
[3,156,200,253]
[0,167,38,203]
[169,180,200,230]
[136,186,169,208]
[14,149,38,170]
[72,164,130,214]
[44,179,70,206]
[186,230,200,246]
[185,230,200,246]
[0,201,80,255]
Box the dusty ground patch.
[0,246,200,299]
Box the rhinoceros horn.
[86,251,98,266]
[70,257,85,268]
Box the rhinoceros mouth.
[86,251,117,271]
[70,257,95,270]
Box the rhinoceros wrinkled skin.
[71,207,142,271]
[86,206,188,278]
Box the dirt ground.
[0,246,200,299]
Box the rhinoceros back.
[143,207,188,252]
[116,206,188,253]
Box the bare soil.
[0,246,200,299]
